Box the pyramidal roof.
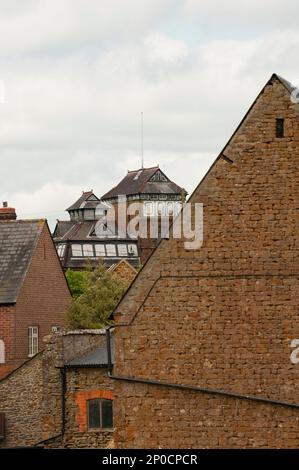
[66,191,101,211]
[0,219,46,304]
[101,166,185,200]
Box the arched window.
[0,340,5,364]
[87,399,113,429]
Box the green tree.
[67,262,129,329]
[65,268,88,299]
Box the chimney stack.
[0,202,17,221]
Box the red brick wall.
[0,305,15,379]
[13,222,71,366]
[75,390,113,432]
[113,76,299,448]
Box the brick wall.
[14,222,71,364]
[113,75,299,448]
[0,305,15,379]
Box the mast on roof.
[141,111,144,169]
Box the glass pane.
[71,245,83,257]
[117,244,128,256]
[157,202,165,215]
[88,400,101,429]
[56,244,65,257]
[144,202,153,216]
[32,337,38,354]
[102,400,113,428]
[106,244,116,256]
[95,244,106,256]
[83,244,94,257]
[167,202,174,215]
[84,209,95,220]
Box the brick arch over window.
[0,340,5,364]
[75,390,113,432]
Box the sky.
[1,0,299,229]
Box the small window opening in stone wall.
[87,399,113,429]
[276,118,284,138]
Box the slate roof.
[66,191,101,211]
[64,340,114,367]
[101,166,184,200]
[53,220,129,242]
[0,220,44,304]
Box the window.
[144,202,153,216]
[95,244,106,257]
[83,244,94,257]
[0,340,5,364]
[88,399,113,429]
[167,202,174,216]
[106,244,116,256]
[56,244,66,258]
[157,202,165,216]
[28,327,38,357]
[128,244,138,256]
[276,118,284,138]
[150,170,167,182]
[117,244,128,256]
[71,244,83,257]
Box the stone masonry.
[112,74,299,448]
[0,329,114,448]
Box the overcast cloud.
[1,0,299,228]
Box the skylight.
[133,170,143,180]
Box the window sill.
[87,428,114,433]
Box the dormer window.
[84,209,95,221]
[276,118,284,138]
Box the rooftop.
[101,166,185,200]
[66,190,101,211]
[0,219,45,304]
[64,339,114,368]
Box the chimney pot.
[3,202,8,208]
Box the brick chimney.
[0,202,17,221]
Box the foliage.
[67,262,129,329]
[65,268,88,299]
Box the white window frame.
[117,244,128,257]
[143,202,153,216]
[56,243,66,258]
[83,244,94,257]
[95,244,106,257]
[106,244,116,256]
[28,326,38,357]
[0,340,5,364]
[128,244,138,256]
[71,244,83,257]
